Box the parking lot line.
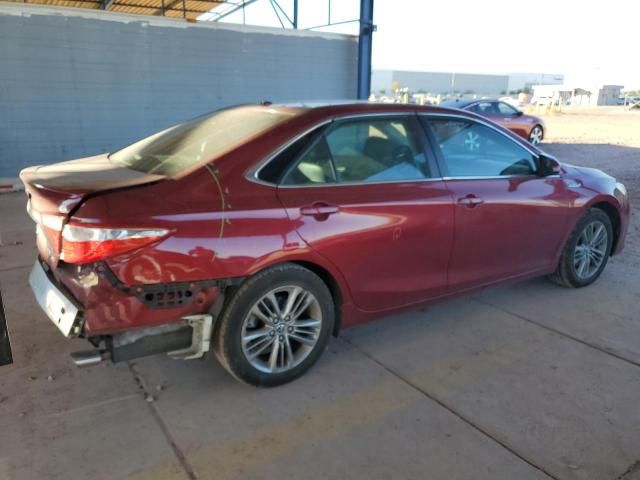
[473,297,640,370]
[340,336,559,480]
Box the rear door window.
[281,116,431,185]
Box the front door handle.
[457,194,484,208]
[300,202,340,220]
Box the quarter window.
[259,125,327,184]
[282,136,337,185]
[428,118,537,177]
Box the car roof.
[257,101,470,117]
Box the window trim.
[249,112,443,188]
[419,113,550,181]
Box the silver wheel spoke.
[242,328,271,344]
[291,295,314,321]
[282,286,303,317]
[577,256,589,277]
[250,305,272,325]
[284,336,294,368]
[247,336,274,358]
[268,340,280,372]
[293,318,321,329]
[592,225,606,246]
[263,294,282,317]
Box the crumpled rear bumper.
[48,260,222,336]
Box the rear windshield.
[110,106,297,176]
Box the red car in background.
[21,102,628,386]
[441,98,545,145]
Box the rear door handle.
[300,202,340,219]
[457,194,484,208]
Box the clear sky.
[204,0,640,89]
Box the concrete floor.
[1,141,639,480]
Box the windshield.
[110,106,297,176]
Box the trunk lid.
[20,154,164,267]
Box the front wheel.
[213,263,335,387]
[549,208,613,288]
[529,125,544,145]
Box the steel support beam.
[213,0,259,21]
[357,0,374,100]
[293,0,298,28]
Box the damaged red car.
[21,102,629,386]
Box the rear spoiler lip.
[19,154,165,197]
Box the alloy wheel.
[529,126,543,145]
[241,286,323,373]
[573,220,608,280]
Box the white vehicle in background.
[531,95,554,106]
[499,96,521,108]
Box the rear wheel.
[529,125,544,145]
[213,263,334,387]
[549,208,612,288]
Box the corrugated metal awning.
[4,0,226,20]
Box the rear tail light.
[61,224,169,264]
[28,201,64,257]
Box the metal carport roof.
[2,0,225,20]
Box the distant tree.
[509,90,517,95]
[379,89,386,95]
[500,90,507,95]
[464,89,475,95]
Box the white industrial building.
[532,84,624,106]
[372,70,509,95]
[507,73,564,92]
[373,70,566,96]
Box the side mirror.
[515,110,524,117]
[537,153,561,177]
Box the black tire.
[548,208,613,288]
[212,263,335,387]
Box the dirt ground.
[0,108,639,480]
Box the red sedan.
[441,98,545,145]
[21,102,629,386]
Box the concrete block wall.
[0,3,358,177]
